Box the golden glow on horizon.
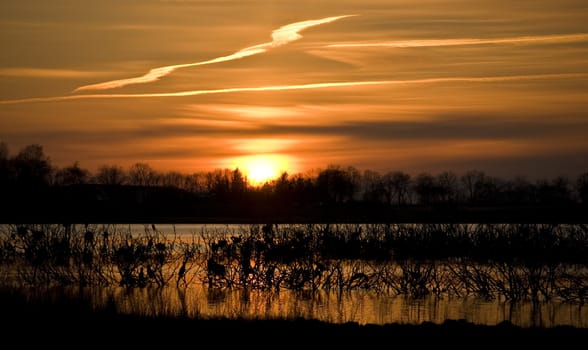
[229,154,293,186]
[2,2,588,178]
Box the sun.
[231,154,292,186]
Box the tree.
[413,172,439,205]
[362,170,383,203]
[316,165,357,204]
[390,171,412,206]
[460,170,486,203]
[577,172,588,204]
[128,162,158,186]
[230,168,247,195]
[379,172,395,205]
[274,172,292,198]
[437,171,459,204]
[159,171,185,188]
[0,141,11,186]
[11,143,52,187]
[94,165,127,185]
[206,169,230,197]
[54,161,89,185]
[183,172,207,193]
[535,176,571,205]
[504,175,533,204]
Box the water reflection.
[3,223,587,328]
[73,284,587,328]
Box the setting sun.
[231,154,292,186]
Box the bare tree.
[54,161,89,185]
[362,170,383,203]
[391,171,412,206]
[414,172,439,205]
[206,169,231,197]
[437,171,459,204]
[94,164,128,185]
[460,170,486,203]
[159,171,185,188]
[181,172,207,193]
[128,162,158,186]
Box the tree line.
[1,142,587,223]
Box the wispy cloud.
[0,68,109,78]
[74,15,354,92]
[326,33,588,49]
[4,72,585,105]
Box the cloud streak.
[0,68,109,78]
[4,73,586,105]
[326,33,588,49]
[74,15,354,92]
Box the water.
[66,284,587,328]
[2,223,587,328]
[124,223,588,327]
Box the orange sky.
[1,0,587,180]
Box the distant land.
[1,143,586,224]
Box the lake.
[1,223,587,328]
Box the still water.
[75,284,587,328]
[3,223,587,328]
[96,224,588,327]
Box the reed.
[1,223,586,302]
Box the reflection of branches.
[397,260,437,298]
[555,266,588,303]
[1,223,587,303]
[449,258,497,299]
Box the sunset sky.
[1,0,587,181]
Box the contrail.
[326,33,588,48]
[74,15,355,92]
[3,73,586,105]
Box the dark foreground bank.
[2,289,586,348]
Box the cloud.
[73,15,354,92]
[326,33,588,49]
[2,80,389,104]
[286,118,584,141]
[4,72,586,105]
[0,68,109,79]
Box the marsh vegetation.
[1,222,586,326]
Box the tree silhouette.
[128,162,158,186]
[0,141,586,223]
[316,165,357,204]
[362,170,384,203]
[230,168,247,195]
[577,172,588,204]
[0,141,10,188]
[389,171,412,206]
[54,161,89,186]
[437,171,459,204]
[11,144,52,188]
[413,172,440,205]
[461,170,486,204]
